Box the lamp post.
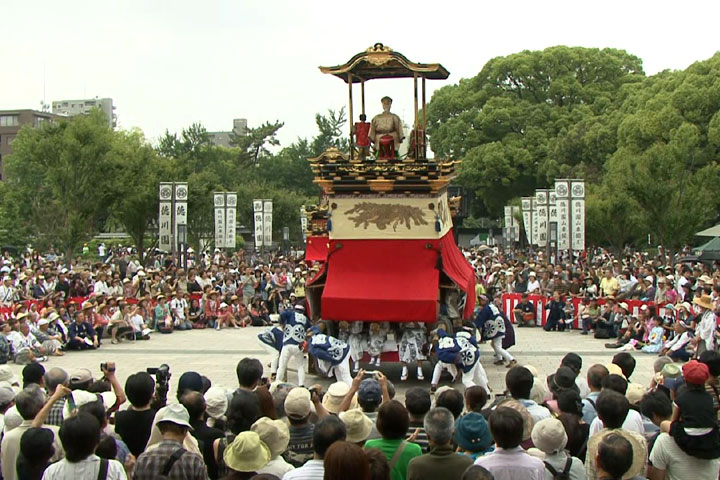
[177,224,187,270]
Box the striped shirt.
[282,459,324,480]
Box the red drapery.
[439,232,477,319]
[305,236,330,262]
[321,239,439,322]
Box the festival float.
[304,44,476,361]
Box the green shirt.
[365,438,422,480]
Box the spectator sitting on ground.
[114,371,156,458]
[323,441,371,480]
[585,390,647,480]
[16,427,55,480]
[236,357,264,392]
[252,416,294,477]
[436,387,465,420]
[407,407,472,480]
[134,404,208,479]
[582,365,608,425]
[283,415,347,480]
[588,374,644,436]
[454,412,493,461]
[460,465,494,480]
[594,433,633,480]
[1,385,63,480]
[506,366,551,423]
[464,386,489,415]
[404,387,431,452]
[474,407,545,480]
[181,391,225,476]
[42,413,126,480]
[365,400,423,480]
[530,417,586,480]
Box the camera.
[147,364,171,409]
[100,362,116,373]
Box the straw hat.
[223,431,271,472]
[693,294,713,310]
[497,398,534,441]
[251,417,289,458]
[322,382,356,414]
[339,408,373,443]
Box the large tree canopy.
[427,46,645,215]
[428,46,720,248]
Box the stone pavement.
[6,326,657,399]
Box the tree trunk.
[135,228,145,265]
[65,247,74,269]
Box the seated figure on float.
[369,96,404,160]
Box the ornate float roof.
[307,148,459,194]
[319,43,450,83]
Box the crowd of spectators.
[0,348,716,479]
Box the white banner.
[555,180,570,250]
[173,183,188,253]
[225,193,237,248]
[512,206,520,242]
[159,201,172,252]
[253,199,263,249]
[300,206,308,242]
[521,197,532,245]
[214,193,225,249]
[535,190,548,248]
[571,199,585,251]
[215,208,226,249]
[549,190,558,223]
[571,180,585,251]
[263,200,273,246]
[531,198,539,246]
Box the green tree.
[427,46,645,216]
[3,110,116,265]
[109,129,170,263]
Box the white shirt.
[697,310,717,349]
[0,285,14,306]
[42,455,126,480]
[258,456,295,477]
[130,314,145,332]
[170,298,187,320]
[589,408,645,436]
[527,280,541,293]
[649,432,720,480]
[94,280,109,296]
[475,446,545,480]
[283,459,324,480]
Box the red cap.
[682,360,709,385]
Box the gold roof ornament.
[319,43,450,83]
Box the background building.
[208,118,248,147]
[0,109,63,180]
[52,97,116,128]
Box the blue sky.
[2,0,718,146]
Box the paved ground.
[7,326,656,399]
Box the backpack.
[544,457,572,480]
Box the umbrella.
[695,224,720,237]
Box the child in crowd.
[663,360,720,459]
[660,320,694,362]
[640,316,665,353]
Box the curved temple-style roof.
[319,43,449,83]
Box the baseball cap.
[0,366,19,388]
[357,379,382,404]
[0,383,15,405]
[682,360,709,385]
[155,403,193,430]
[70,368,93,385]
[284,387,312,419]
